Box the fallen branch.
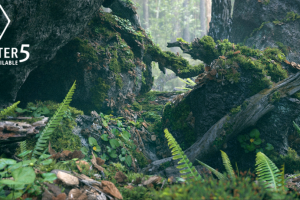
[186,71,300,163]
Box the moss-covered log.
[143,72,300,173]
[185,72,300,163]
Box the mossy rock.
[69,37,99,62]
[132,101,142,111]
[91,77,110,112]
[115,74,123,89]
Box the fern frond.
[20,140,27,160]
[278,164,285,191]
[220,150,235,179]
[235,162,239,177]
[31,81,76,158]
[293,121,300,135]
[196,159,226,180]
[164,129,202,181]
[0,101,20,119]
[285,172,300,180]
[255,152,281,191]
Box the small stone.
[101,180,123,199]
[151,135,156,141]
[143,176,160,186]
[124,185,134,190]
[52,193,67,200]
[57,171,79,186]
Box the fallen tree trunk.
[144,72,300,174]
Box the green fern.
[221,150,235,179]
[164,128,202,181]
[255,152,282,192]
[0,101,20,119]
[196,159,226,180]
[293,121,300,135]
[197,150,235,180]
[20,141,28,160]
[235,162,240,177]
[278,164,285,191]
[31,81,76,158]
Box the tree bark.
[208,0,232,40]
[206,0,212,30]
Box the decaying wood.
[0,116,48,144]
[72,171,113,200]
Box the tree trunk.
[200,0,206,37]
[206,0,212,31]
[208,0,232,40]
[183,0,190,42]
[143,0,149,29]
[169,0,181,53]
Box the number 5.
[20,44,30,62]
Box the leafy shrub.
[152,176,297,200]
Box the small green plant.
[164,128,202,182]
[15,105,50,118]
[0,101,20,119]
[89,136,101,155]
[238,129,265,153]
[96,114,137,167]
[0,152,56,199]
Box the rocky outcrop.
[0,0,157,114]
[208,0,300,64]
[0,0,106,108]
[230,0,300,64]
[12,1,154,114]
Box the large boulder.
[16,8,153,114]
[230,0,300,64]
[208,0,300,64]
[0,0,155,114]
[0,0,106,108]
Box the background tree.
[131,0,213,91]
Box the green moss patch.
[91,77,111,111]
[115,74,123,89]
[214,40,288,94]
[162,99,194,150]
[68,38,99,62]
[132,101,142,111]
